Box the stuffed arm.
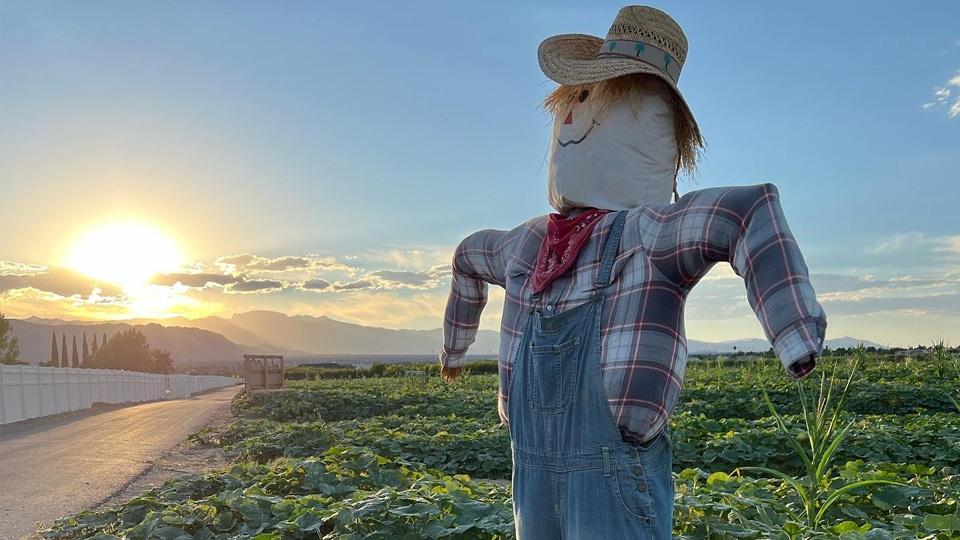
[648,183,827,379]
[440,229,508,381]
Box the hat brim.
[538,33,700,137]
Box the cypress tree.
[92,333,99,355]
[50,331,59,367]
[0,313,20,365]
[82,333,90,365]
[71,335,79,368]
[103,332,108,346]
[61,334,68,367]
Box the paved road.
[0,386,241,540]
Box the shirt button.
[632,465,643,476]
[546,305,554,311]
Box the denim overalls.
[508,210,675,539]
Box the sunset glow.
[0,3,957,347]
[66,222,184,289]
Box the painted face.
[547,88,679,213]
[556,90,600,147]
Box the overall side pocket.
[612,460,655,526]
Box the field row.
[191,410,960,480]
[234,373,960,424]
[41,354,960,539]
[40,445,960,539]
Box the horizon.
[2,310,904,352]
[2,1,959,349]
[8,310,892,356]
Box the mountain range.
[9,311,884,367]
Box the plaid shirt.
[441,183,827,445]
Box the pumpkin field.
[41,345,960,539]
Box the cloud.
[223,279,284,294]
[332,279,377,291]
[248,256,313,271]
[300,265,452,293]
[0,249,461,303]
[351,248,454,271]
[0,267,122,297]
[0,287,132,320]
[0,261,48,276]
[215,253,353,274]
[216,254,256,267]
[923,69,960,118]
[209,251,458,294]
[862,232,960,268]
[428,264,453,280]
[684,262,960,321]
[0,285,217,321]
[631,262,960,322]
[864,232,927,254]
[301,278,332,290]
[367,269,442,289]
[156,252,374,293]
[151,272,238,288]
[810,272,959,295]
[821,292,960,317]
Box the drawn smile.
[557,120,600,147]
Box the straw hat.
[538,5,699,136]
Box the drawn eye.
[578,90,589,103]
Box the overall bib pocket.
[527,335,581,414]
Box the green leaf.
[816,480,907,523]
[707,471,734,485]
[869,484,913,510]
[734,466,809,503]
[923,513,960,532]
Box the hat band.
[593,39,681,84]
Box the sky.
[0,1,958,347]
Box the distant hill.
[10,320,248,367]
[10,311,884,368]
[151,310,502,356]
[134,315,272,349]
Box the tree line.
[0,313,18,365]
[47,328,105,368]
[47,328,174,374]
[0,312,173,374]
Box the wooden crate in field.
[243,355,284,392]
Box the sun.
[67,222,185,288]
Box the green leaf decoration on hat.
[608,41,617,51]
[663,53,671,69]
[634,42,645,56]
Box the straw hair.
[543,73,704,179]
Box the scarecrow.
[439,6,827,539]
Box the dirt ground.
[1,387,240,540]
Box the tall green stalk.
[933,339,960,412]
[932,339,951,379]
[734,344,905,531]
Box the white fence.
[0,365,240,425]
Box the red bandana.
[531,208,611,294]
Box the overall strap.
[594,210,628,290]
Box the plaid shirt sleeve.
[646,183,827,378]
[440,229,509,368]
